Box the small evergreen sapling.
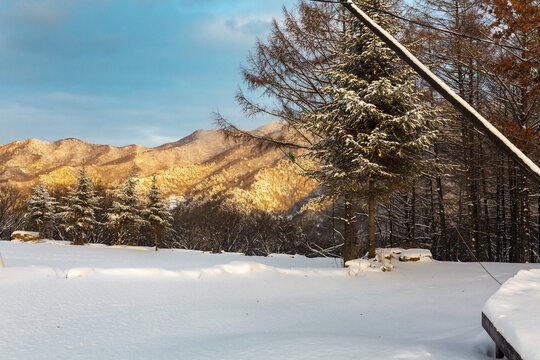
[143,177,173,251]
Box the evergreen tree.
[58,168,101,245]
[106,169,146,245]
[304,0,441,259]
[26,184,57,238]
[143,177,173,251]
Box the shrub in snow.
[345,258,371,275]
[399,249,433,262]
[11,230,40,242]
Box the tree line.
[14,168,173,251]
[0,169,342,257]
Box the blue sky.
[0,0,296,147]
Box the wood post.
[482,312,523,360]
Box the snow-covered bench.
[482,269,540,359]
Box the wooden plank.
[482,312,523,360]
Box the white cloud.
[198,13,276,46]
[138,127,179,147]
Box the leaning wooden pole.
[340,0,540,185]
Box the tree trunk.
[509,162,518,262]
[520,170,531,262]
[457,182,463,261]
[343,195,356,264]
[410,185,416,245]
[537,196,540,262]
[468,131,480,260]
[482,168,492,261]
[495,156,503,262]
[368,180,376,259]
[388,201,394,247]
[500,160,508,262]
[429,178,438,259]
[436,175,448,261]
[73,230,84,246]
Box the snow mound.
[11,231,40,242]
[217,261,275,275]
[42,240,75,246]
[375,248,403,259]
[65,268,94,278]
[59,261,346,280]
[109,245,151,251]
[345,259,372,275]
[267,253,297,259]
[98,268,185,278]
[483,269,540,360]
[399,249,433,262]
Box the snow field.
[1,240,539,359]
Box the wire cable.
[454,226,503,285]
[309,0,525,52]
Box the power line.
[455,227,502,286]
[309,0,525,52]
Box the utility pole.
[339,0,540,185]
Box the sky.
[0,0,297,147]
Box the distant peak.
[16,138,49,147]
[250,122,285,136]
[55,137,84,143]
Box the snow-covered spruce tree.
[25,184,57,238]
[106,169,146,246]
[304,0,441,260]
[58,168,101,245]
[143,177,173,251]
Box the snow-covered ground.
[1,240,539,360]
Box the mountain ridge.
[0,122,317,212]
